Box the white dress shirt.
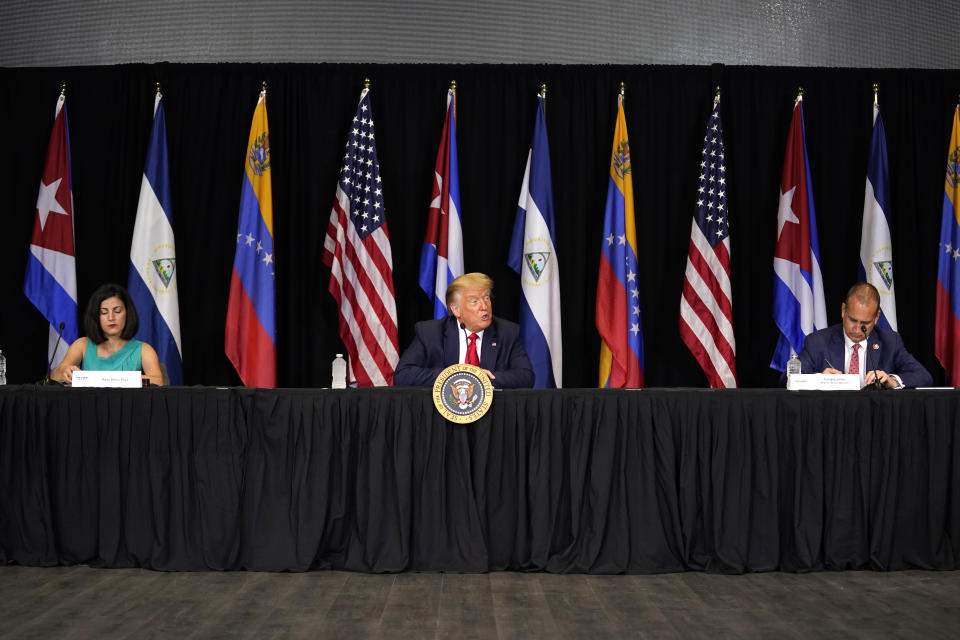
[457,327,484,364]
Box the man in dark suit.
[788,282,932,389]
[394,272,534,388]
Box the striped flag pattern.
[771,93,828,371]
[128,91,183,385]
[322,85,400,386]
[509,91,562,388]
[679,93,737,388]
[859,98,897,330]
[596,91,644,388]
[225,88,277,387]
[24,90,78,371]
[418,86,464,319]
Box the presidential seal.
[432,363,494,424]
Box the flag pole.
[155,82,161,95]
[260,80,267,99]
[60,83,66,97]
[795,86,803,105]
[873,83,879,107]
[714,85,721,108]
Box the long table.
[1,385,958,573]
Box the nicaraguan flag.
[771,95,828,371]
[128,92,183,385]
[24,91,78,371]
[419,86,464,319]
[509,92,562,388]
[859,102,897,330]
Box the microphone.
[861,322,884,391]
[43,321,66,385]
[460,321,471,365]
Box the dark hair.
[844,281,881,310]
[84,283,139,344]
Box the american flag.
[322,85,399,386]
[678,93,737,388]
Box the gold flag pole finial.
[540,83,547,99]
[619,81,625,97]
[450,80,457,93]
[155,82,161,95]
[796,86,804,104]
[714,85,721,107]
[60,83,66,97]
[873,83,879,107]
[363,77,371,90]
[260,81,267,98]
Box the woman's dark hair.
[84,283,139,344]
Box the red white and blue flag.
[679,93,737,388]
[225,88,276,387]
[771,94,827,371]
[418,86,464,319]
[323,85,400,386]
[935,106,960,383]
[24,90,78,370]
[597,92,644,388]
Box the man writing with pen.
[787,282,932,389]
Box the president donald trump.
[393,273,534,388]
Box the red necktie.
[849,343,860,375]
[466,333,480,366]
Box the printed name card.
[72,370,143,388]
[787,373,861,391]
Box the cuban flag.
[508,92,562,388]
[596,92,644,388]
[24,90,78,371]
[418,86,464,319]
[128,92,183,385]
[771,94,828,371]
[935,106,960,384]
[859,100,897,330]
[225,88,276,387]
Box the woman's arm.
[140,342,165,386]
[53,338,87,384]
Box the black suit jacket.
[785,324,932,388]
[393,315,534,389]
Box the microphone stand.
[862,323,885,391]
[41,321,66,385]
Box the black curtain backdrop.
[1,64,958,388]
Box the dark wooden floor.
[1,566,958,639]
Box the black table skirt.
[1,386,958,573]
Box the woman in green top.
[54,283,165,386]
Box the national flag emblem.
[524,252,550,281]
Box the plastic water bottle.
[0,349,6,385]
[331,353,347,389]
[786,352,801,378]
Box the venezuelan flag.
[935,105,960,383]
[596,91,644,388]
[225,87,276,387]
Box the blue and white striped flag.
[859,100,897,330]
[128,92,182,384]
[508,92,562,387]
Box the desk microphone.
[43,321,66,385]
[861,323,884,391]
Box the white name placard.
[787,373,861,391]
[72,370,142,388]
